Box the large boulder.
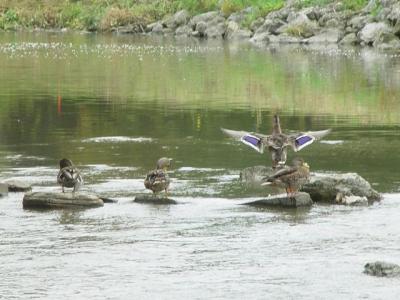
[163,10,190,29]
[189,11,219,29]
[3,180,32,192]
[364,261,400,277]
[302,173,382,204]
[340,33,359,45]
[23,192,104,209]
[358,22,392,45]
[255,18,287,35]
[242,192,312,208]
[240,166,382,204]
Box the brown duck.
[57,158,83,193]
[221,115,330,168]
[262,157,310,197]
[144,157,172,196]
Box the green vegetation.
[294,0,368,10]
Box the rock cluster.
[240,166,382,205]
[130,1,400,50]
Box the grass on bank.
[0,0,369,31]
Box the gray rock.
[151,22,164,34]
[348,15,372,32]
[373,31,400,49]
[358,22,391,45]
[189,11,219,29]
[205,22,226,39]
[302,172,382,204]
[240,166,382,204]
[23,192,104,209]
[387,3,400,25]
[269,34,304,44]
[4,180,32,192]
[306,28,344,44]
[340,33,359,45]
[0,183,8,197]
[225,21,252,40]
[134,194,177,204]
[146,22,160,32]
[243,192,312,208]
[195,21,207,36]
[364,261,400,277]
[173,10,190,27]
[250,17,264,32]
[175,25,192,36]
[255,18,287,35]
[286,13,319,38]
[249,32,271,44]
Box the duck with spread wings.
[221,115,330,168]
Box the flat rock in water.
[364,261,400,277]
[23,192,104,209]
[0,183,8,197]
[243,192,312,208]
[4,180,32,192]
[99,197,118,203]
[134,194,177,205]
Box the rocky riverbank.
[130,0,400,50]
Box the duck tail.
[272,115,282,134]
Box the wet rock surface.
[3,180,32,192]
[0,183,8,197]
[240,166,381,204]
[134,194,177,204]
[243,192,312,208]
[364,261,400,277]
[23,192,104,209]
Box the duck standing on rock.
[221,115,330,168]
[144,157,172,196]
[262,157,310,197]
[57,158,83,193]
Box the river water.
[0,32,399,299]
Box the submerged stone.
[134,194,177,204]
[243,192,312,208]
[23,192,104,209]
[3,180,32,192]
[364,261,400,277]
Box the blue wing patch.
[241,134,264,153]
[294,135,315,151]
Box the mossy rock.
[23,192,104,209]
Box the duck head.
[156,157,173,171]
[59,158,73,169]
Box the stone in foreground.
[243,192,312,208]
[0,183,8,197]
[23,192,104,209]
[364,261,400,277]
[3,180,32,192]
[134,194,177,205]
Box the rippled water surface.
[0,32,400,299]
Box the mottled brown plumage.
[262,158,310,197]
[57,158,83,193]
[144,157,172,195]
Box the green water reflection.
[0,32,399,192]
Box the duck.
[221,114,331,168]
[57,158,83,193]
[261,157,310,197]
[144,157,172,196]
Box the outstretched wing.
[289,129,331,152]
[221,128,268,154]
